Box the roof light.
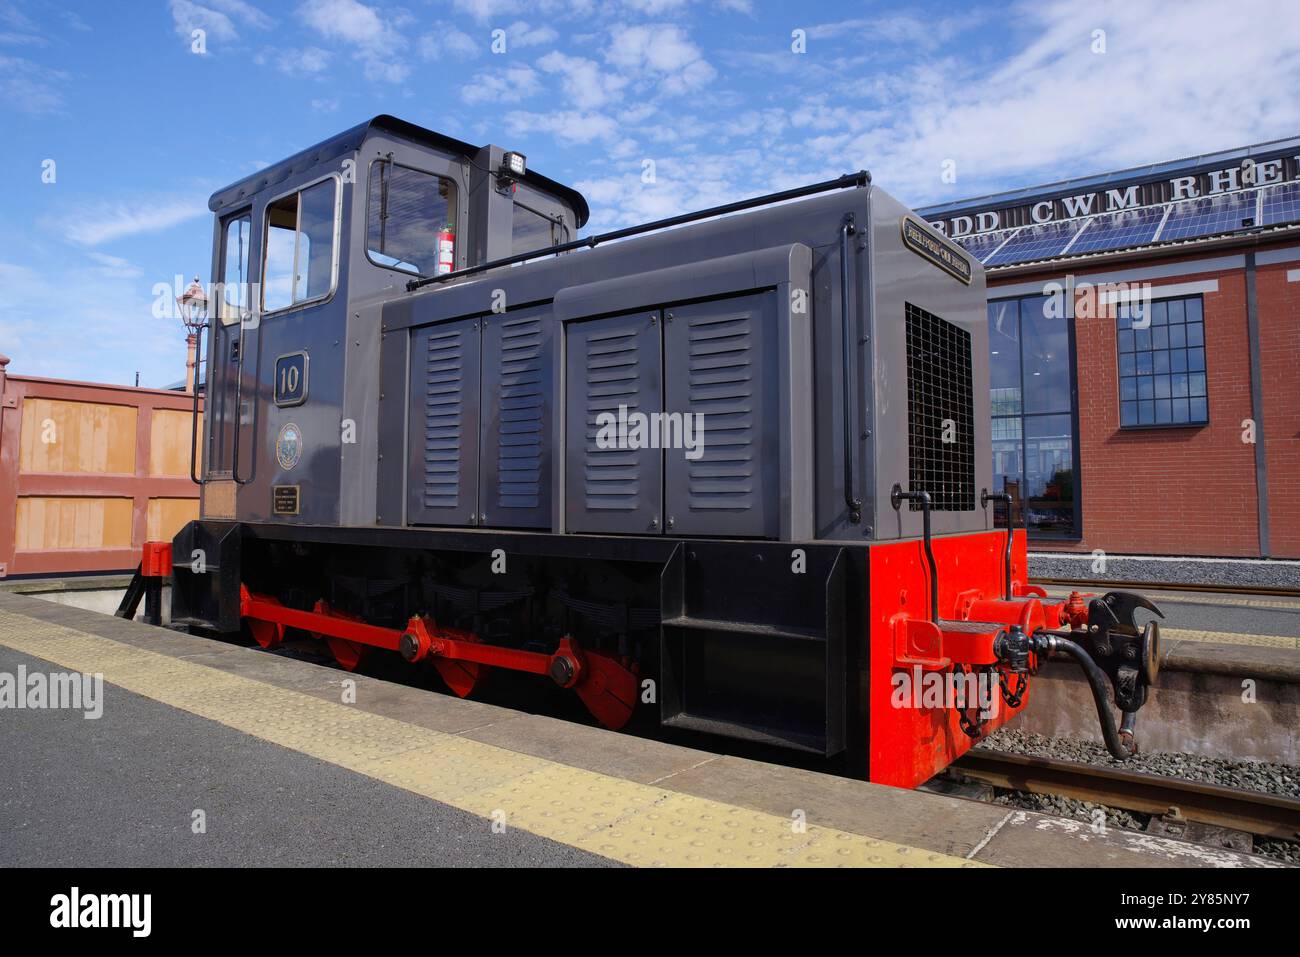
[501,151,526,179]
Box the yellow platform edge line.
[0,610,985,869]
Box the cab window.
[262,178,339,313]
[366,160,458,275]
[219,212,251,325]
[511,184,569,255]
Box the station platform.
[0,590,1281,868]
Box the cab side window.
[511,183,570,256]
[262,178,339,313]
[366,160,458,275]
[219,212,251,325]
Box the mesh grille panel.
[905,302,975,511]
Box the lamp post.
[175,277,208,394]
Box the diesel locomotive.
[154,115,1161,789]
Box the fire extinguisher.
[436,223,455,275]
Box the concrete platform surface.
[0,591,1281,868]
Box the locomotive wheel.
[434,658,484,698]
[326,637,368,672]
[432,623,486,698]
[240,586,285,650]
[248,617,284,651]
[309,600,370,672]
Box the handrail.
[230,315,257,486]
[981,488,1016,600]
[188,320,207,485]
[406,170,871,292]
[892,485,938,621]
[840,214,862,523]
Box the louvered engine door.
[407,317,481,526]
[664,294,779,538]
[479,308,552,529]
[565,311,663,534]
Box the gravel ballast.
[970,728,1300,864]
[979,728,1300,797]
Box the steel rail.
[954,749,1300,840]
[1032,578,1300,599]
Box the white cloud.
[605,23,715,94]
[0,260,186,387]
[419,27,478,60]
[840,0,1300,205]
[48,196,208,247]
[87,252,144,280]
[461,65,541,104]
[60,10,93,32]
[505,109,622,145]
[0,53,67,113]
[538,51,628,109]
[452,0,523,22]
[259,45,332,74]
[619,0,691,13]
[298,0,389,46]
[206,0,274,29]
[504,21,559,48]
[297,0,409,81]
[168,0,270,45]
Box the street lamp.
[176,277,208,394]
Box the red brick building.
[918,138,1300,559]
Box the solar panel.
[1067,206,1166,255]
[1159,190,1257,241]
[984,219,1087,267]
[955,228,1018,263]
[1259,181,1300,227]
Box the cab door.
[206,209,253,480]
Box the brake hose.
[1035,633,1138,760]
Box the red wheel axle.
[238,587,637,729]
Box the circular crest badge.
[276,423,303,471]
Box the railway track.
[954,750,1300,841]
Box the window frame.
[217,209,253,328]
[363,158,460,278]
[511,195,570,256]
[987,292,1084,541]
[1116,293,1209,430]
[259,172,343,317]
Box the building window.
[263,178,339,313]
[987,295,1080,538]
[366,160,458,276]
[1118,295,1207,427]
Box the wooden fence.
[0,355,201,577]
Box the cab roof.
[207,114,590,227]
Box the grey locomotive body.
[168,116,1156,784]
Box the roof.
[914,135,1300,271]
[207,114,589,227]
[916,134,1300,219]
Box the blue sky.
[2,0,1298,387]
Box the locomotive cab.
[199,115,586,527]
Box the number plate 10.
[274,351,308,407]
